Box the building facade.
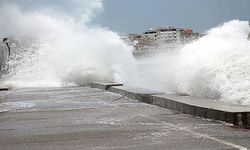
[127,27,202,56]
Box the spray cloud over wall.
[176,20,250,105]
[134,20,250,106]
[0,0,137,87]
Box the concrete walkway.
[0,86,249,150]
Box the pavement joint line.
[132,113,248,150]
[163,122,248,150]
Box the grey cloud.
[0,0,103,21]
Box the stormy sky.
[96,0,250,34]
[1,0,250,34]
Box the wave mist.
[0,1,137,87]
[176,20,250,105]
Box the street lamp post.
[3,38,10,57]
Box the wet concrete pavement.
[0,86,249,150]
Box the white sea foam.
[0,1,137,87]
[176,20,250,105]
[134,20,250,105]
[0,101,36,112]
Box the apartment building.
[127,27,201,56]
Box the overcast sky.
[94,0,250,34]
[1,0,250,35]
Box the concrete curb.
[90,82,250,128]
[0,86,10,91]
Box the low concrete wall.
[151,94,250,128]
[89,82,123,90]
[90,82,250,128]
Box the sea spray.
[0,1,137,87]
[134,20,250,105]
[1,2,250,106]
[176,20,250,105]
[135,50,180,93]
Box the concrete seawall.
[90,82,250,129]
